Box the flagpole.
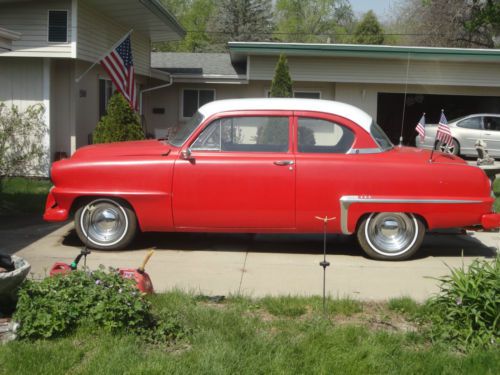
[74,29,133,83]
[429,109,445,163]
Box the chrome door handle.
[273,160,294,166]
[485,133,492,136]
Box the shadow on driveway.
[62,228,498,260]
[0,215,66,255]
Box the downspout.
[139,72,173,136]
[139,72,173,116]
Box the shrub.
[269,53,293,98]
[425,258,499,351]
[0,103,48,177]
[14,268,185,342]
[92,93,145,144]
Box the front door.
[172,114,296,229]
[483,116,500,156]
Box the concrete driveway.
[1,219,498,302]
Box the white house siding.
[77,0,151,76]
[249,56,500,88]
[0,58,44,108]
[0,0,73,57]
[143,81,336,132]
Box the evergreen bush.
[92,93,145,144]
[269,54,293,98]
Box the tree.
[269,54,293,98]
[353,11,385,45]
[156,0,216,52]
[392,0,498,48]
[93,93,145,144]
[274,0,354,43]
[207,0,274,51]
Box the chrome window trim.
[339,195,484,235]
[346,148,383,154]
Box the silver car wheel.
[364,213,419,257]
[437,139,458,155]
[79,199,129,247]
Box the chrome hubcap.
[439,142,455,154]
[366,213,418,256]
[80,200,128,247]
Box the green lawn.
[1,292,498,375]
[0,177,51,216]
[493,178,500,212]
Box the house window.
[182,89,215,118]
[48,10,68,43]
[294,91,321,99]
[99,79,115,118]
[265,90,321,99]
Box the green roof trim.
[228,42,500,62]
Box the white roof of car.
[198,98,373,132]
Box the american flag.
[415,113,425,141]
[100,34,137,110]
[436,110,452,146]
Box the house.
[148,42,500,144]
[0,0,184,171]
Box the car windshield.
[168,111,205,147]
[370,121,393,151]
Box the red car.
[44,98,500,260]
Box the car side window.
[192,116,290,152]
[457,117,482,130]
[297,117,355,153]
[484,117,500,131]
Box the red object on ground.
[481,213,500,230]
[49,262,72,276]
[118,268,154,294]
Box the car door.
[293,112,358,233]
[482,116,500,157]
[454,116,484,156]
[172,112,296,229]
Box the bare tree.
[392,0,497,48]
[207,0,274,51]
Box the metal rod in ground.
[315,216,335,315]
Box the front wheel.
[75,198,137,250]
[357,213,425,260]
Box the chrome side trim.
[339,195,484,235]
[346,148,383,154]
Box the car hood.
[388,146,466,164]
[70,140,172,160]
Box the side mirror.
[181,148,194,161]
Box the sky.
[350,0,395,21]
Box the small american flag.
[100,34,137,110]
[415,113,425,141]
[436,110,452,146]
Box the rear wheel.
[357,213,425,260]
[436,138,459,155]
[75,198,137,250]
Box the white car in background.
[415,114,500,158]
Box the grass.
[0,177,51,216]
[493,178,500,212]
[1,291,499,375]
